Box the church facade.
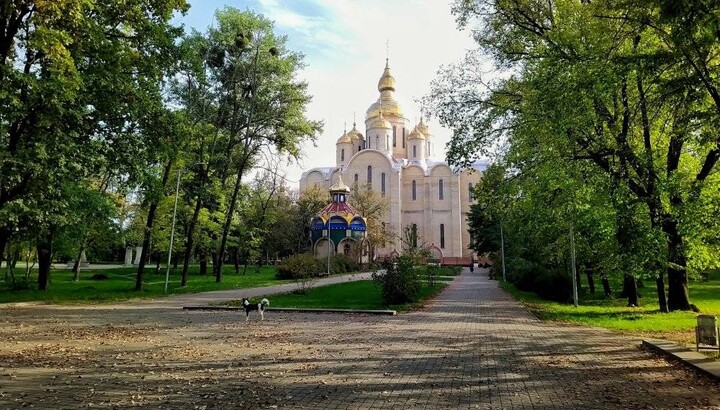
[299,60,485,260]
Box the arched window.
[469,183,473,201]
[367,165,372,186]
[386,135,389,150]
[402,128,406,148]
[412,145,417,158]
[341,149,345,162]
[359,144,362,152]
[354,174,358,184]
[427,141,431,156]
[381,173,386,197]
[440,224,445,249]
[439,179,444,200]
[412,180,417,200]
[375,135,379,149]
[393,126,397,147]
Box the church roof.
[417,118,430,137]
[347,122,364,140]
[368,111,391,129]
[377,59,396,92]
[329,174,350,193]
[407,126,426,140]
[366,59,404,120]
[317,201,362,224]
[336,132,352,144]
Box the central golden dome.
[366,60,404,120]
[377,59,396,92]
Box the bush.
[276,254,324,280]
[372,255,421,305]
[533,269,572,302]
[330,254,360,274]
[507,257,537,292]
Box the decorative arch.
[314,238,335,258]
[426,244,443,262]
[429,163,453,177]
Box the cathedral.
[299,60,486,261]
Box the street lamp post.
[327,232,331,275]
[164,168,181,293]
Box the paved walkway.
[1,269,719,409]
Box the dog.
[242,298,269,321]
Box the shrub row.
[507,258,572,302]
[276,253,360,279]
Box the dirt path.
[1,270,718,409]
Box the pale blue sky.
[176,1,477,183]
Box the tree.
[0,0,189,290]
[431,0,720,311]
[170,8,321,283]
[350,184,391,262]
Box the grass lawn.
[501,271,720,347]
[0,265,290,304]
[226,280,447,312]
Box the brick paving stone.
[2,269,720,409]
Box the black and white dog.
[242,298,270,321]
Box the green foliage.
[330,254,360,275]
[430,0,720,311]
[373,255,422,306]
[276,253,323,280]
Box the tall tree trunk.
[585,268,595,294]
[135,160,173,291]
[656,273,669,313]
[622,274,639,307]
[37,231,53,291]
[11,249,18,269]
[215,170,245,282]
[664,217,691,311]
[233,248,240,274]
[72,243,85,281]
[181,196,203,286]
[199,249,207,276]
[601,273,612,297]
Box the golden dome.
[329,174,350,193]
[366,60,404,120]
[336,132,352,144]
[368,112,391,129]
[407,126,426,140]
[347,123,364,140]
[417,118,430,136]
[377,60,396,92]
[366,98,403,119]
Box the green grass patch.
[0,265,288,304]
[227,280,447,312]
[501,272,720,345]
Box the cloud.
[185,0,479,183]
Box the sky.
[178,0,478,184]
